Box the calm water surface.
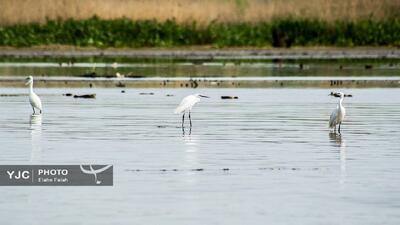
[0,58,399,77]
[0,88,399,225]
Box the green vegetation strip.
[0,17,399,48]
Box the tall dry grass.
[0,0,399,25]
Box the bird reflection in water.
[183,134,200,184]
[30,114,42,127]
[329,132,343,147]
[182,125,192,136]
[30,115,42,162]
[329,132,347,186]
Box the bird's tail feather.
[328,119,335,128]
[174,107,182,114]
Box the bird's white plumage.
[29,92,42,112]
[174,94,200,114]
[329,92,346,129]
[329,110,337,128]
[26,76,42,114]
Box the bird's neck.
[338,97,344,109]
[29,82,33,93]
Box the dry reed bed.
[0,0,399,25]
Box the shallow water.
[0,88,399,225]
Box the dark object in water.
[73,94,96,99]
[221,96,238,99]
[191,168,204,171]
[365,64,373,69]
[81,72,115,78]
[0,94,25,97]
[329,92,338,97]
[222,168,230,171]
[126,75,145,78]
[121,90,125,93]
[139,92,154,95]
[166,94,174,97]
[81,72,97,78]
[63,93,73,96]
[329,92,353,97]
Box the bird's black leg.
[32,107,35,115]
[39,109,42,114]
[181,113,185,135]
[338,123,341,134]
[189,111,192,127]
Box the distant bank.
[0,47,399,59]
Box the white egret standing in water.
[329,92,348,133]
[175,94,209,129]
[25,76,42,115]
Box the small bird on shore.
[115,72,125,78]
[329,92,350,133]
[175,94,209,129]
[25,76,42,115]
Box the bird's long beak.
[330,93,340,97]
[25,79,30,85]
[344,94,353,97]
[199,95,210,98]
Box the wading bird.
[329,92,350,133]
[175,94,209,129]
[25,76,42,115]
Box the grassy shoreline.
[0,17,399,48]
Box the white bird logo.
[80,165,112,184]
